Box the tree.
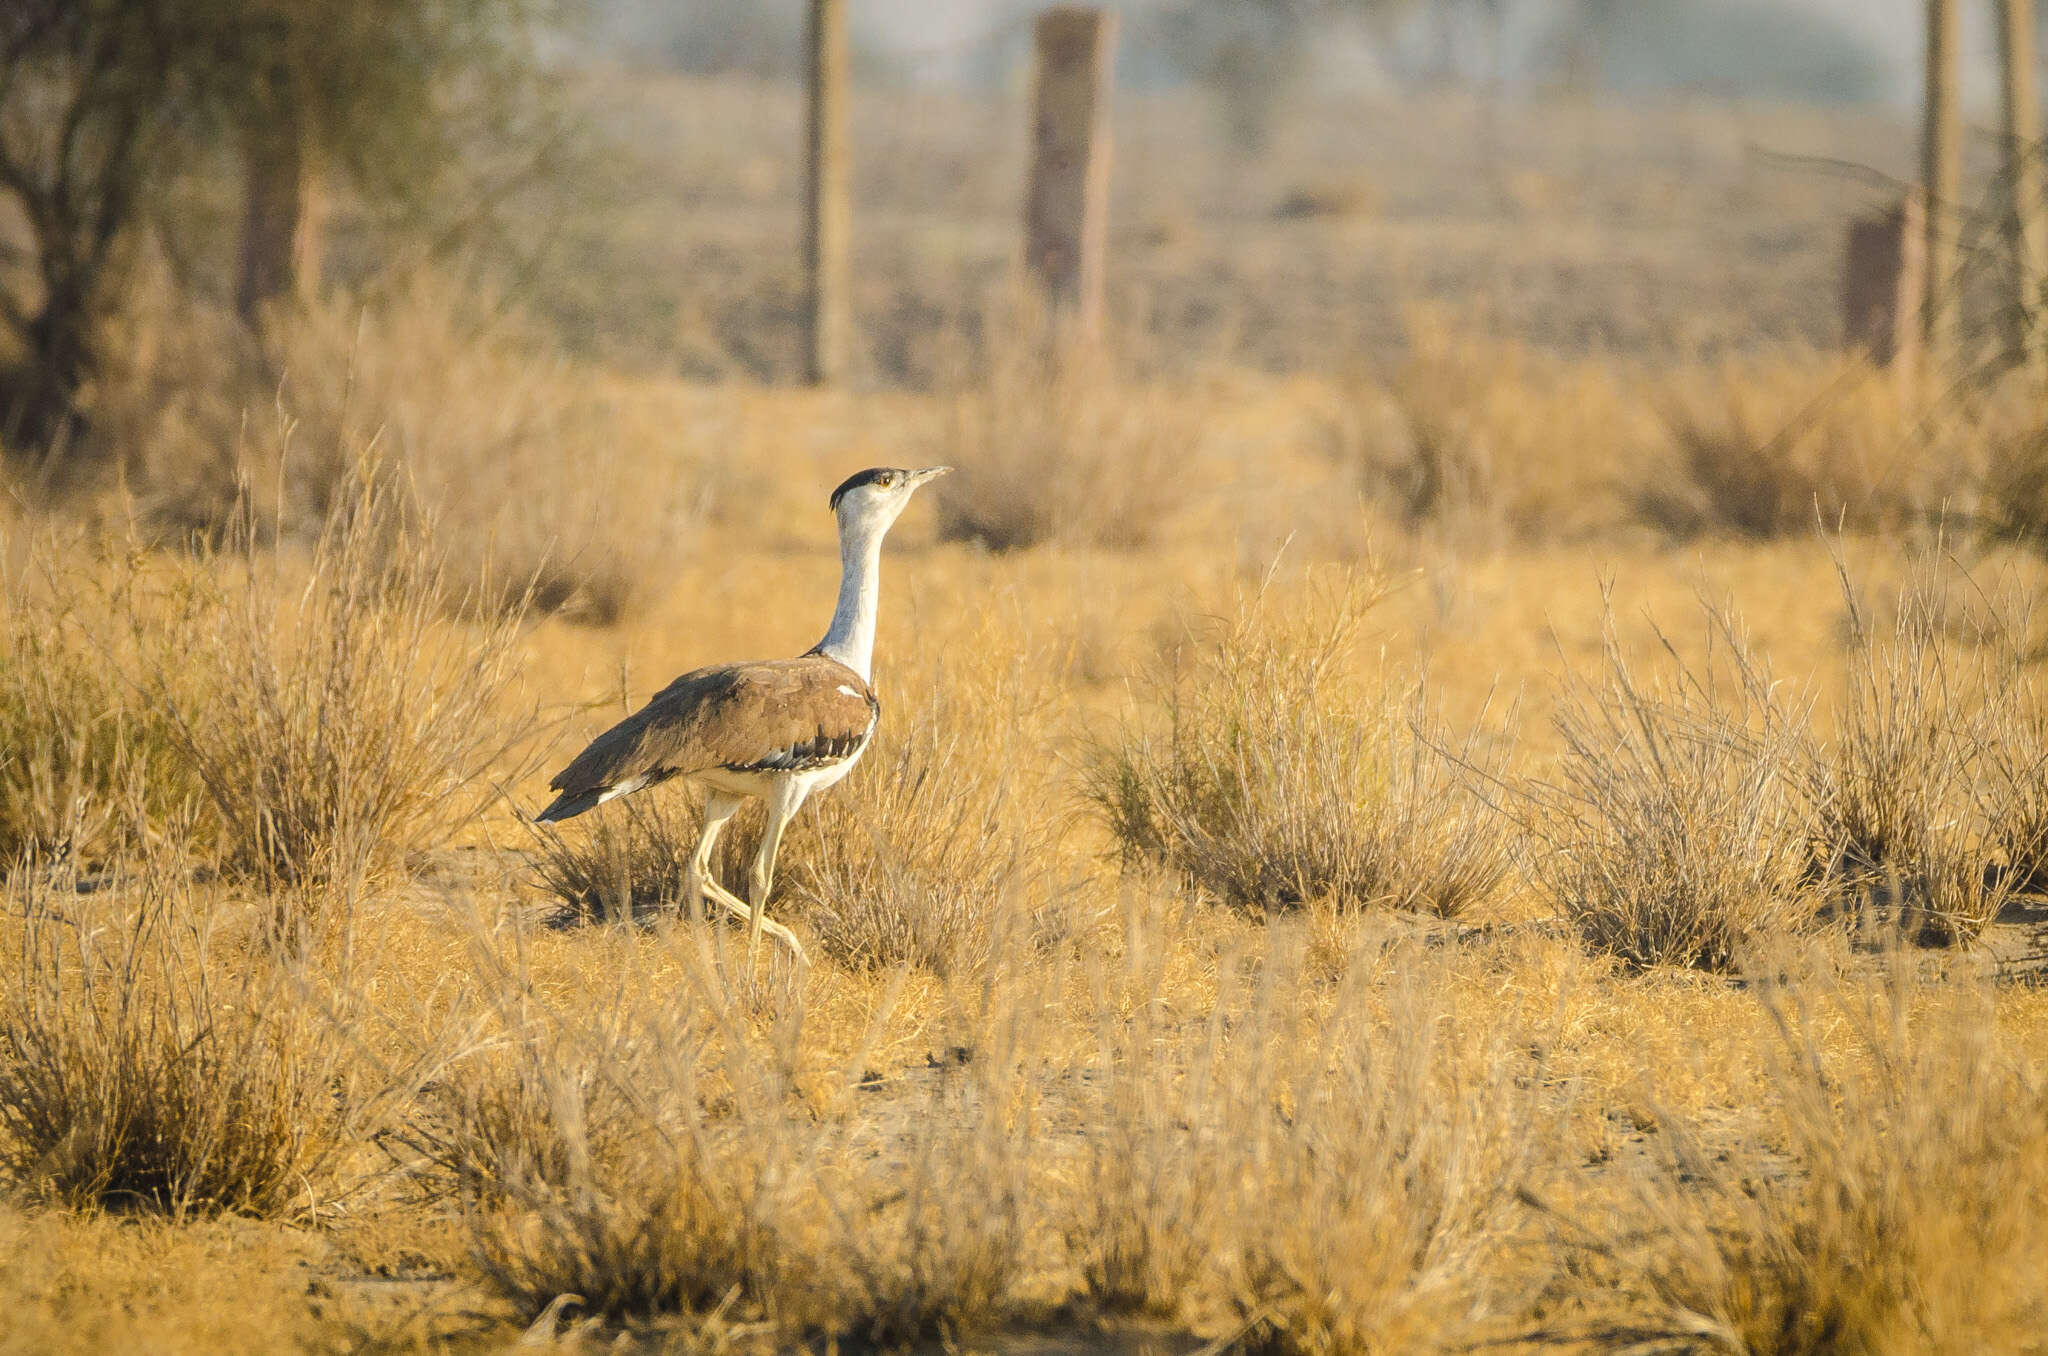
[0,0,558,456]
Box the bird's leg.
[702,875,808,966]
[686,794,744,927]
[746,780,810,969]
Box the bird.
[534,465,953,967]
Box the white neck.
[815,512,886,680]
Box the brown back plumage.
[547,655,879,801]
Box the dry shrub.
[1978,668,2048,895]
[529,790,699,926]
[0,862,379,1217]
[1530,605,1820,971]
[1335,314,1648,543]
[413,934,1035,1346]
[1805,554,2008,944]
[932,311,1201,552]
[412,977,800,1328]
[1649,353,1964,540]
[138,468,532,888]
[94,271,698,623]
[0,535,202,867]
[1573,960,2048,1353]
[1210,937,1545,1353]
[1085,573,1511,918]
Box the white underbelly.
[693,742,867,802]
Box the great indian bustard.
[534,465,951,967]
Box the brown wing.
[547,655,878,803]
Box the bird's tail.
[533,789,604,824]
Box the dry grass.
[408,927,1039,1347]
[0,861,386,1218]
[0,535,202,868]
[1086,572,1511,918]
[90,270,702,623]
[931,313,1205,552]
[1648,353,1961,541]
[1337,316,1650,544]
[1546,955,2048,1353]
[1804,552,2010,944]
[1529,604,1820,971]
[137,468,533,890]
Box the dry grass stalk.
[1210,936,1547,1353]
[1557,957,2048,1353]
[0,535,203,868]
[1086,573,1511,918]
[1806,552,2009,944]
[0,861,379,1217]
[1531,604,1820,971]
[932,307,1201,552]
[140,464,532,889]
[1648,354,1962,540]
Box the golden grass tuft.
[1648,353,1963,540]
[0,533,203,868]
[1554,956,2048,1353]
[1086,573,1511,918]
[932,316,1204,552]
[139,468,533,889]
[0,861,384,1218]
[1530,604,1820,971]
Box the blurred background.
[3,0,2044,601]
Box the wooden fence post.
[801,0,850,386]
[1844,191,1926,374]
[1923,0,1961,361]
[1024,7,1118,341]
[2000,0,2047,368]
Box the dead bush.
[142,467,532,889]
[0,863,379,1217]
[1334,315,1647,544]
[1648,354,1964,540]
[932,311,1200,552]
[1529,605,1821,971]
[1556,959,2048,1353]
[0,536,203,867]
[1805,554,2008,944]
[1085,574,1511,919]
[93,271,699,623]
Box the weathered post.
[1024,7,1117,341]
[236,70,321,326]
[1844,191,1927,375]
[801,0,850,386]
[1999,0,2047,368]
[1923,0,1961,361]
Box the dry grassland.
[7,340,2048,1354]
[7,80,2048,1356]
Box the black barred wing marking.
[727,724,873,774]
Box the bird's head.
[828,465,952,536]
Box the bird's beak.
[911,466,953,486]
